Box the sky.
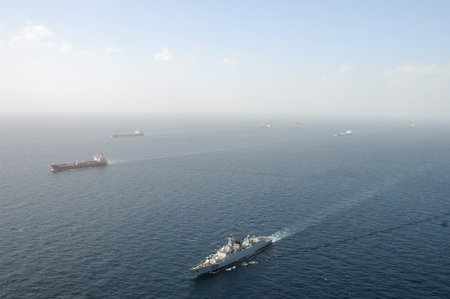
[1,0,450,119]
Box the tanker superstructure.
[51,153,107,171]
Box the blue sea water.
[1,115,449,298]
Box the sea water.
[1,115,449,298]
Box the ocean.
[1,115,449,298]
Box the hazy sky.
[1,0,449,118]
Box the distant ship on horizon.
[111,130,144,137]
[335,130,352,136]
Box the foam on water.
[270,228,295,242]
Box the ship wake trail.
[270,178,403,243]
[270,213,331,242]
[270,228,295,242]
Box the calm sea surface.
[1,115,449,298]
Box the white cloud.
[45,41,57,48]
[77,50,90,56]
[59,43,73,52]
[101,46,121,54]
[221,57,237,67]
[5,21,124,57]
[339,64,356,75]
[383,63,450,87]
[154,48,173,61]
[8,20,57,47]
[183,55,195,62]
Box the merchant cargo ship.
[51,153,107,171]
[111,130,144,137]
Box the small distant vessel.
[261,124,271,128]
[190,234,272,276]
[295,121,304,125]
[51,153,107,171]
[111,130,144,137]
[335,130,352,136]
[407,124,416,128]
